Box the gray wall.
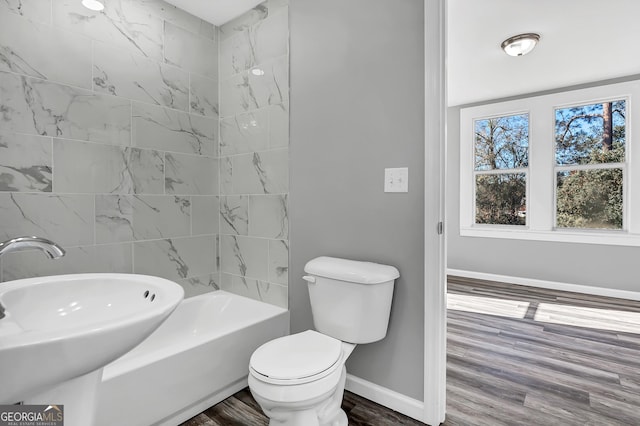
[0,0,220,295]
[289,0,425,400]
[448,88,640,291]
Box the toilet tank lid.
[304,256,399,284]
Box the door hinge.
[437,221,444,235]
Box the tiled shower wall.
[0,0,289,307]
[0,0,220,297]
[217,1,290,308]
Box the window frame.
[459,80,640,246]
[472,111,530,227]
[552,99,627,231]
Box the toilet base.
[251,366,348,426]
[264,408,347,426]
[326,408,348,426]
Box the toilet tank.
[303,257,399,344]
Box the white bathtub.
[95,290,289,426]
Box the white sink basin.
[0,273,184,404]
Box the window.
[474,114,528,226]
[554,101,625,230]
[460,80,640,246]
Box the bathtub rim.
[102,290,288,380]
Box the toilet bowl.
[248,257,399,426]
[249,330,356,426]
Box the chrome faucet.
[0,236,65,259]
[0,237,64,320]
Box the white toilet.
[248,256,399,426]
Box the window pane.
[555,100,626,166]
[475,173,526,225]
[474,114,529,171]
[556,168,623,229]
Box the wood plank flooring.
[446,276,640,425]
[180,389,424,426]
[182,276,640,425]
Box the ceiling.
[448,0,640,106]
[163,0,640,105]
[164,0,263,26]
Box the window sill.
[459,226,640,247]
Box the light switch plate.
[384,167,409,192]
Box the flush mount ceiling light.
[82,0,105,11]
[501,33,540,57]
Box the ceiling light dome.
[501,33,540,57]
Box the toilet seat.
[250,330,343,385]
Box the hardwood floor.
[446,275,640,425]
[180,388,424,426]
[182,276,640,425]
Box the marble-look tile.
[221,272,287,308]
[219,10,287,78]
[220,109,268,156]
[219,30,254,79]
[218,73,247,118]
[189,73,218,118]
[220,196,248,236]
[0,193,93,246]
[268,239,288,285]
[2,243,133,281]
[178,273,220,298]
[136,0,215,40]
[164,22,217,78]
[219,3,268,41]
[95,195,134,244]
[0,72,131,145]
[0,12,92,89]
[133,235,216,281]
[252,9,288,66]
[53,139,164,194]
[165,153,218,195]
[52,0,163,61]
[249,194,287,239]
[248,56,288,109]
[0,0,52,23]
[220,156,233,195]
[199,23,216,41]
[220,235,268,280]
[219,56,288,117]
[93,42,189,111]
[132,101,217,156]
[132,195,191,240]
[221,148,288,194]
[192,196,219,235]
[268,0,289,14]
[95,195,191,243]
[268,104,289,148]
[0,132,52,192]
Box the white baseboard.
[345,374,425,423]
[447,268,640,301]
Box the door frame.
[423,0,447,424]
